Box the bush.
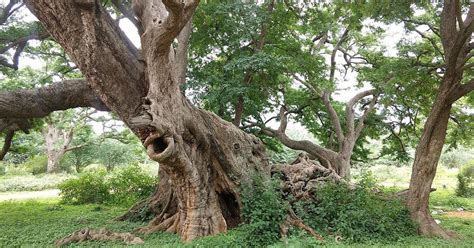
[108,164,156,206]
[293,173,416,243]
[22,155,47,175]
[58,164,157,206]
[456,161,474,197]
[58,170,110,204]
[239,175,286,247]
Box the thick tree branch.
[448,79,474,102]
[262,126,337,163]
[322,92,344,146]
[134,0,199,54]
[0,79,107,119]
[25,0,146,128]
[354,94,379,138]
[111,0,143,35]
[345,89,377,134]
[172,18,192,86]
[0,130,14,160]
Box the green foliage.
[108,164,156,206]
[58,165,156,206]
[239,175,286,247]
[58,170,110,204]
[21,155,47,175]
[0,162,5,176]
[456,161,474,197]
[294,173,416,243]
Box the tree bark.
[0,80,107,119]
[407,100,453,238]
[24,0,270,240]
[44,123,74,173]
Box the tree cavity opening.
[152,136,168,154]
[218,191,241,228]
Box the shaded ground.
[0,189,59,201]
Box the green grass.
[0,197,473,248]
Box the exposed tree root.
[280,208,324,243]
[55,228,144,247]
[273,153,344,202]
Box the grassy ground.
[0,193,472,248]
[0,173,75,192]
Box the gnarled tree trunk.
[25,0,270,240]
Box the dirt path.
[444,211,474,220]
[0,189,60,201]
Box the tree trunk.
[25,0,271,240]
[406,0,474,237]
[333,154,351,179]
[407,94,454,238]
[44,124,72,173]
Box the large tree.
[0,0,271,241]
[406,0,474,238]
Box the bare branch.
[329,27,349,83]
[322,92,344,146]
[402,19,440,37]
[345,89,378,133]
[355,94,379,138]
[261,126,337,162]
[0,0,23,25]
[412,28,444,61]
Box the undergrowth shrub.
[293,173,416,243]
[59,169,110,204]
[456,161,474,197]
[239,175,286,247]
[22,155,47,175]
[108,164,156,205]
[59,164,156,205]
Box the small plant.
[59,170,110,204]
[456,161,474,197]
[239,175,286,247]
[294,173,416,243]
[21,155,48,175]
[108,164,156,206]
[58,164,157,206]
